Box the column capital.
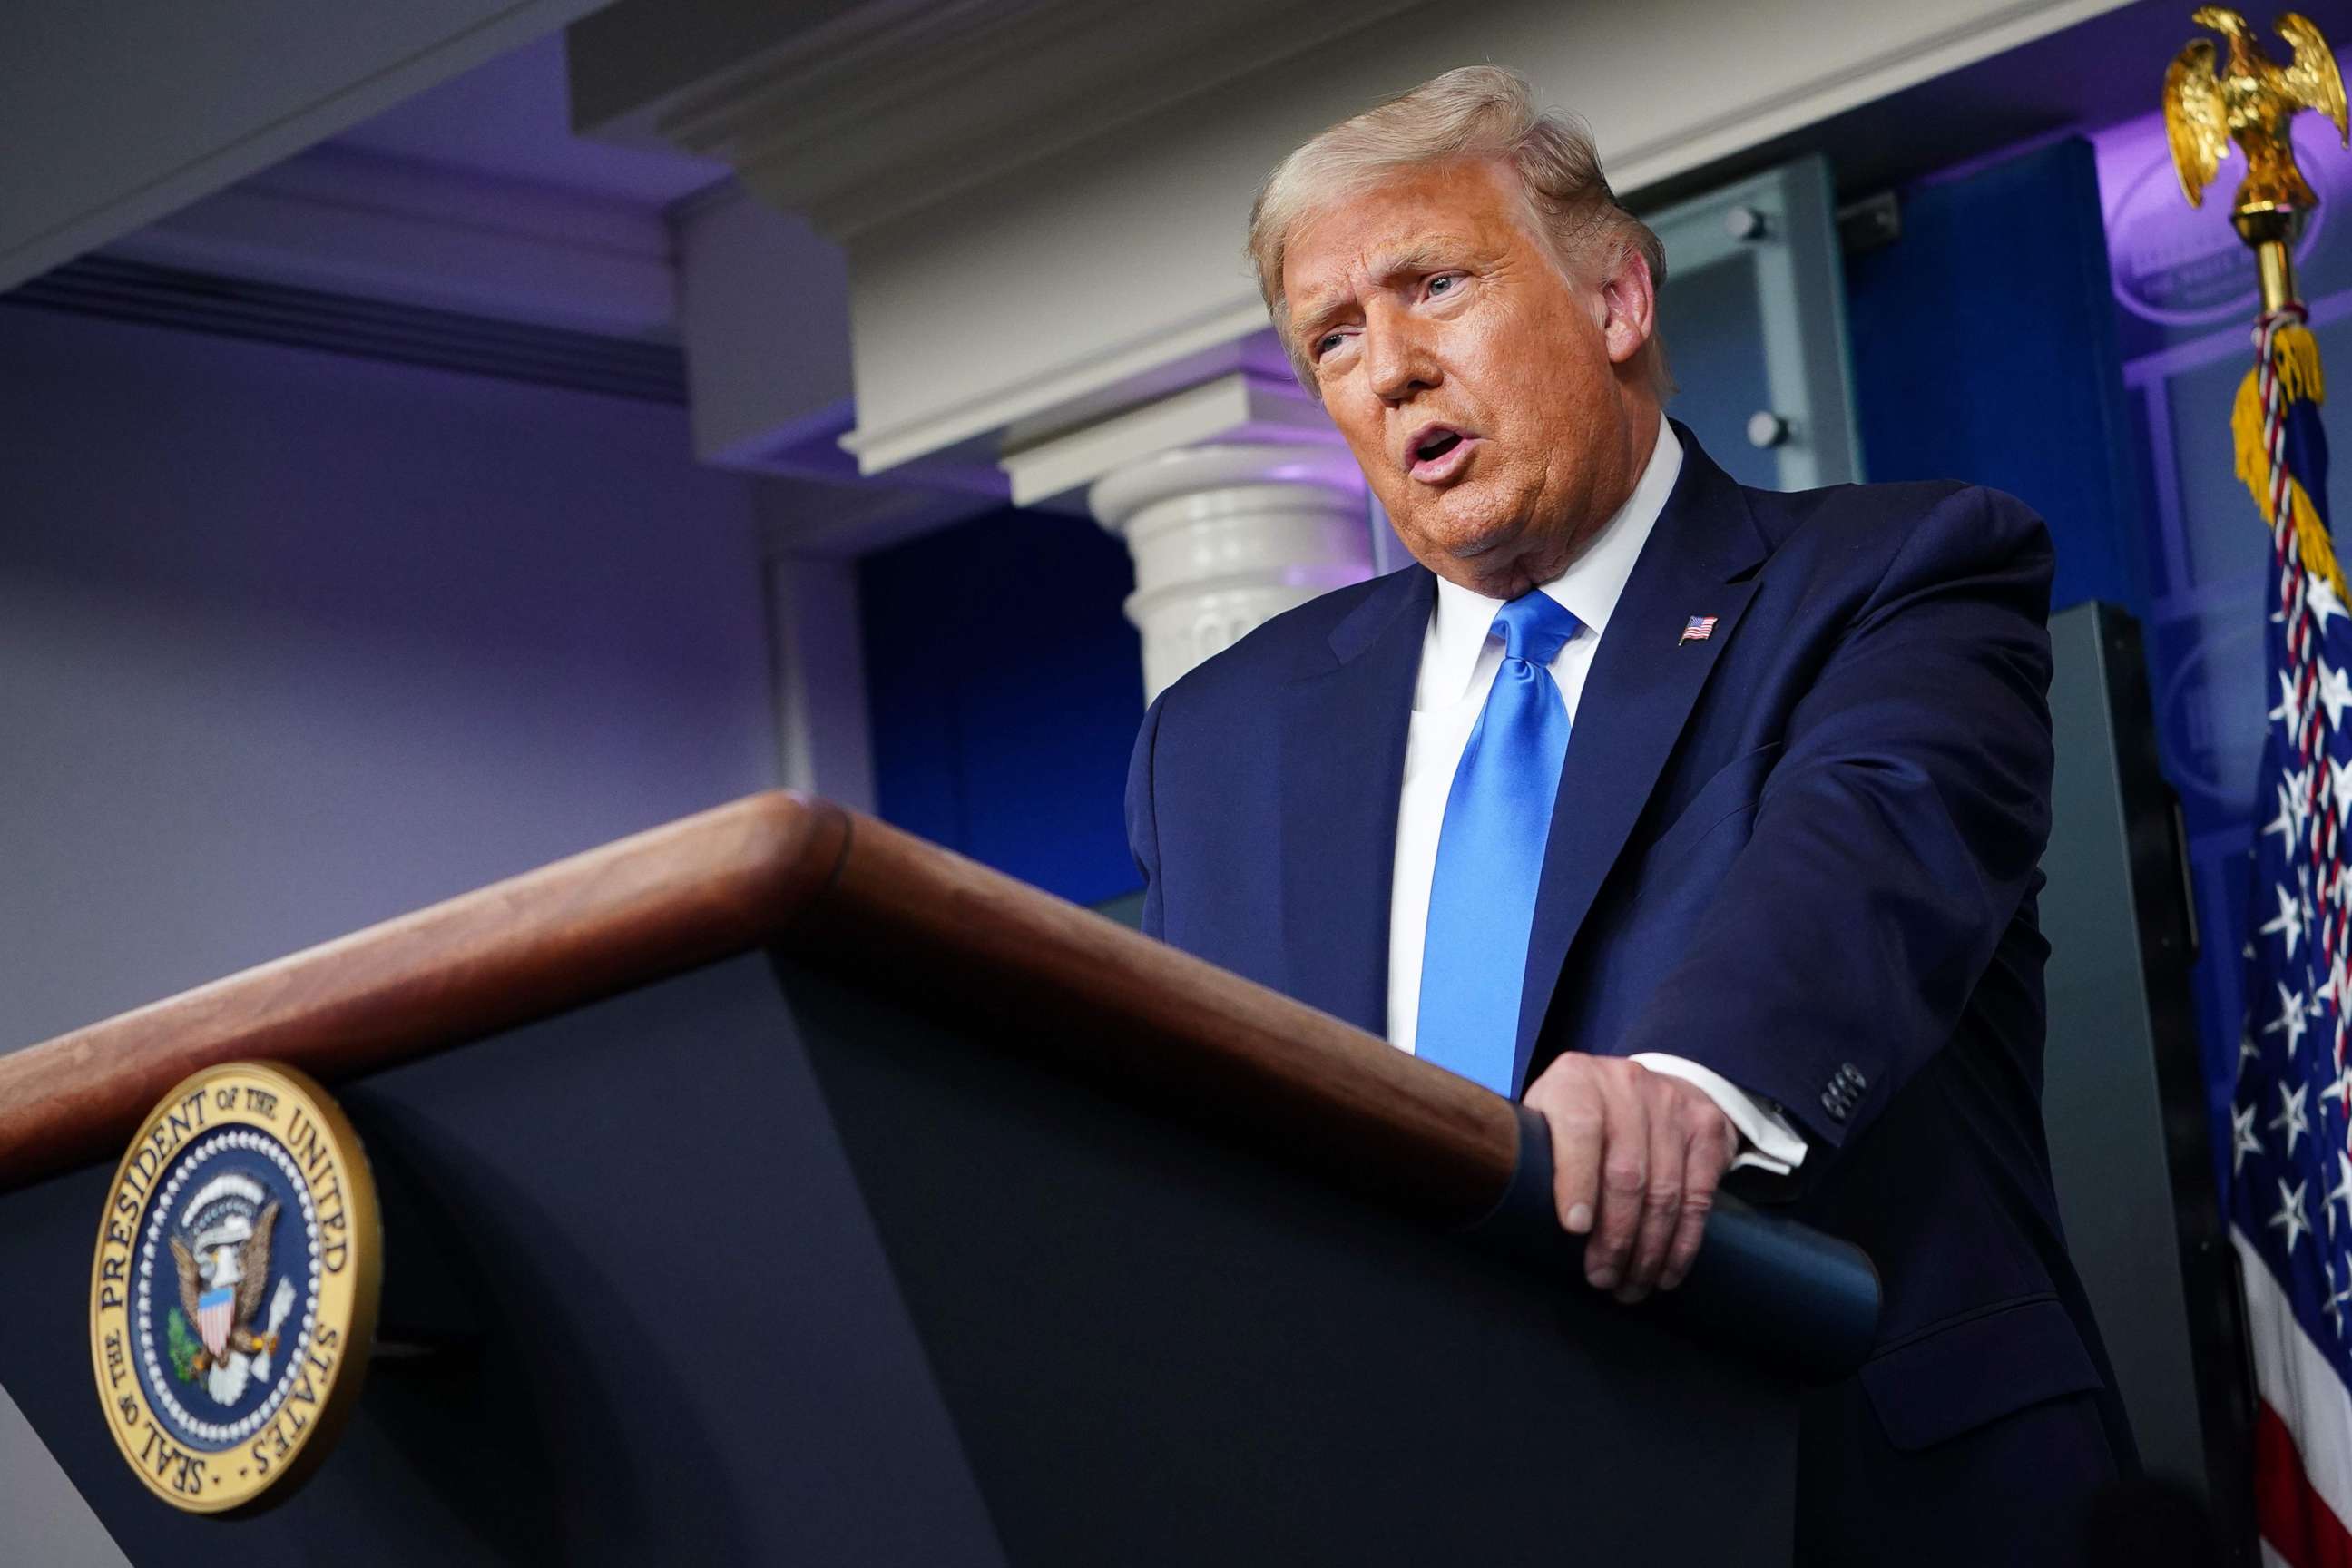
[998,369,1338,508]
[1087,442,1364,531]
[1088,440,1372,701]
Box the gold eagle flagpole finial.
[2165,7,2348,309]
[2165,13,2352,603]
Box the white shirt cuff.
[1629,1053,1808,1175]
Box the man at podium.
[1125,64,2131,1566]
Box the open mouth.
[1414,429,1463,464]
[1406,424,1476,481]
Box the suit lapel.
[1512,435,1769,1090]
[1277,564,1433,1036]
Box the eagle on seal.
[169,1198,282,1373]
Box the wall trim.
[5,256,688,404]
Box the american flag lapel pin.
[1679,614,1718,646]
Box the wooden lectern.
[0,794,1873,1565]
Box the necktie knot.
[1490,590,1583,667]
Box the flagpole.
[2241,207,2298,318]
[2164,10,2350,1560]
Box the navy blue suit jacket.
[1125,428,2127,1501]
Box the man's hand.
[1522,1054,1739,1302]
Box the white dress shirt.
[1384,416,1805,1175]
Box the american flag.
[2228,305,2352,1566]
[1680,615,1717,645]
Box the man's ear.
[1595,249,1657,369]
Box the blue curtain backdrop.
[1843,138,2150,618]
[858,506,1144,906]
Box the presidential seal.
[89,1062,380,1514]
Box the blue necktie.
[1416,590,1583,1096]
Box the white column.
[762,553,876,812]
[1089,443,1373,701]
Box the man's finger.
[1586,1073,1648,1292]
[1544,1075,1606,1240]
[1660,1112,1735,1291]
[1618,1085,1689,1302]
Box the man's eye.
[1427,274,1459,297]
[1316,332,1345,358]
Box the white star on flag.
[2328,1152,2352,1234]
[2268,982,2312,1056]
[2321,662,2352,730]
[2288,765,2317,838]
[2238,1101,2267,1175]
[2313,573,2349,633]
[2274,1080,2314,1158]
[2278,671,2311,735]
[2274,1176,2315,1253]
[2269,783,2301,843]
[2266,884,2308,958]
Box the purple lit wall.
[0,306,777,1049]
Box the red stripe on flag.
[2259,1398,2352,1568]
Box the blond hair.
[1246,65,1667,384]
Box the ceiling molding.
[96,142,680,340]
[575,0,2128,241]
[579,0,2140,483]
[999,372,1338,506]
[1602,0,2131,196]
[573,0,1422,240]
[840,297,1276,475]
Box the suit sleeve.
[1610,485,2055,1152]
[1126,690,1170,941]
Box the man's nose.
[1364,322,1440,404]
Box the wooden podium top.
[0,793,1517,1218]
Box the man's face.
[1283,159,1659,599]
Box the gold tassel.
[2278,323,2327,406]
[2234,364,2268,495]
[2233,326,2347,603]
[2290,480,2348,605]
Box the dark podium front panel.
[0,951,1798,1564]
